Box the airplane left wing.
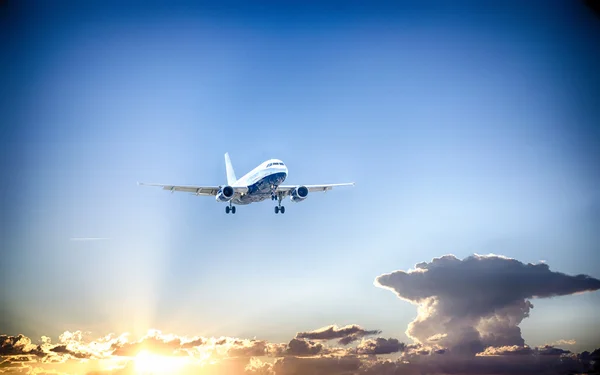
[276,182,355,194]
[138,182,247,196]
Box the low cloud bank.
[2,329,599,375]
[3,253,599,374]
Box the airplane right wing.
[276,182,355,194]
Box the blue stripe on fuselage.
[232,172,287,205]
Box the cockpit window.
[267,163,272,167]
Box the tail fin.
[224,152,237,185]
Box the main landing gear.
[274,194,285,214]
[225,202,236,214]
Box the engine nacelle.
[216,185,234,202]
[290,185,309,203]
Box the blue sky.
[1,0,599,356]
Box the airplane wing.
[276,183,355,194]
[138,182,247,196]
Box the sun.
[134,350,188,374]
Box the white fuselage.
[230,159,288,205]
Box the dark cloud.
[357,354,586,375]
[296,325,381,346]
[273,356,362,375]
[180,338,205,348]
[356,338,406,355]
[50,344,90,359]
[579,347,600,361]
[536,345,571,356]
[374,254,600,355]
[0,335,44,358]
[284,338,323,356]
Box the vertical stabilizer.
[224,152,237,185]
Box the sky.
[1,0,600,374]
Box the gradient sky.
[1,0,599,355]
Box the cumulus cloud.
[296,325,381,345]
[374,254,600,355]
[284,339,323,356]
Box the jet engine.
[290,186,309,202]
[216,185,234,202]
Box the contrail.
[69,237,110,241]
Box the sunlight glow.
[134,350,188,374]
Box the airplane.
[138,153,355,214]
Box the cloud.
[0,335,43,358]
[536,345,572,356]
[355,338,406,355]
[478,343,576,358]
[296,325,381,345]
[478,345,534,356]
[245,357,274,375]
[548,339,576,346]
[284,339,323,356]
[273,356,362,375]
[228,340,268,357]
[374,254,600,355]
[1,329,599,375]
[358,353,590,375]
[49,345,90,359]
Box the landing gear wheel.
[225,206,230,214]
[231,206,236,214]
[275,194,285,214]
